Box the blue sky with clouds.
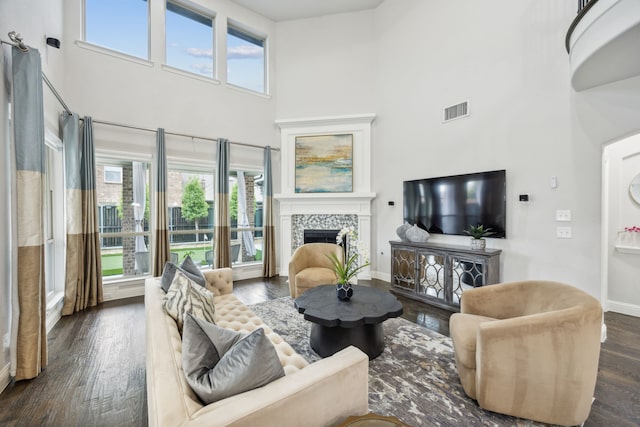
[85,0,265,92]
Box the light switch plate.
[556,209,571,221]
[556,226,572,238]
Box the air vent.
[443,101,469,122]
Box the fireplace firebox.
[303,229,347,255]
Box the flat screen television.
[403,169,506,238]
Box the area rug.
[249,297,547,427]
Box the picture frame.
[295,134,353,193]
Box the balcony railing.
[566,0,599,53]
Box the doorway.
[602,132,640,317]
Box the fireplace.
[274,114,376,278]
[304,229,340,244]
[303,229,347,255]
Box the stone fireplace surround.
[275,114,376,279]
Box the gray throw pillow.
[182,314,285,404]
[181,255,206,283]
[161,261,206,293]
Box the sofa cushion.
[182,313,285,404]
[161,260,206,293]
[450,313,496,369]
[214,294,309,374]
[163,269,216,332]
[296,267,337,288]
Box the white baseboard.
[607,300,640,318]
[0,363,10,394]
[103,281,145,301]
[371,270,391,283]
[232,263,264,281]
[46,294,64,333]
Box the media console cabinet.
[390,240,501,311]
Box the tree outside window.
[181,177,209,242]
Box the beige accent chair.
[288,243,344,298]
[450,280,603,427]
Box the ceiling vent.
[443,101,469,123]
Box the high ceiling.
[229,0,384,22]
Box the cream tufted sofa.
[145,268,369,427]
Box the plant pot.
[470,238,486,250]
[336,282,354,301]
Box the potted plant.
[464,224,494,250]
[327,227,371,300]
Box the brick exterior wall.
[96,165,122,205]
[121,164,135,275]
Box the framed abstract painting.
[295,134,353,193]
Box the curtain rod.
[2,31,278,152]
[88,118,280,152]
[2,32,73,115]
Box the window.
[167,168,215,268]
[97,160,151,279]
[84,0,149,59]
[104,166,123,184]
[44,134,65,302]
[226,22,266,93]
[166,1,215,78]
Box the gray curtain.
[61,113,83,315]
[262,146,276,277]
[11,46,47,380]
[153,128,170,276]
[214,138,231,268]
[62,117,103,315]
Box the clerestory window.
[226,22,267,93]
[84,0,150,59]
[166,1,215,78]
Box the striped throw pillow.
[163,269,216,333]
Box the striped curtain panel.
[153,128,170,276]
[214,138,231,268]
[262,146,277,277]
[62,117,103,315]
[61,113,83,315]
[11,47,47,380]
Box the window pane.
[97,161,151,278]
[85,0,149,59]
[166,1,214,77]
[168,169,215,268]
[227,24,265,93]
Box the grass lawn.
[101,245,262,276]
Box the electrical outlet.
[556,226,572,238]
[2,333,9,350]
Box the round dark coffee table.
[294,285,403,359]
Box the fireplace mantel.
[274,114,376,278]
[275,193,376,214]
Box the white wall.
[274,0,640,300]
[605,133,640,315]
[62,0,279,157]
[275,10,376,118]
[0,0,65,391]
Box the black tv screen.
[403,170,506,238]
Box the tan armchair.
[288,243,344,298]
[450,280,603,426]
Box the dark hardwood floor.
[0,276,637,426]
